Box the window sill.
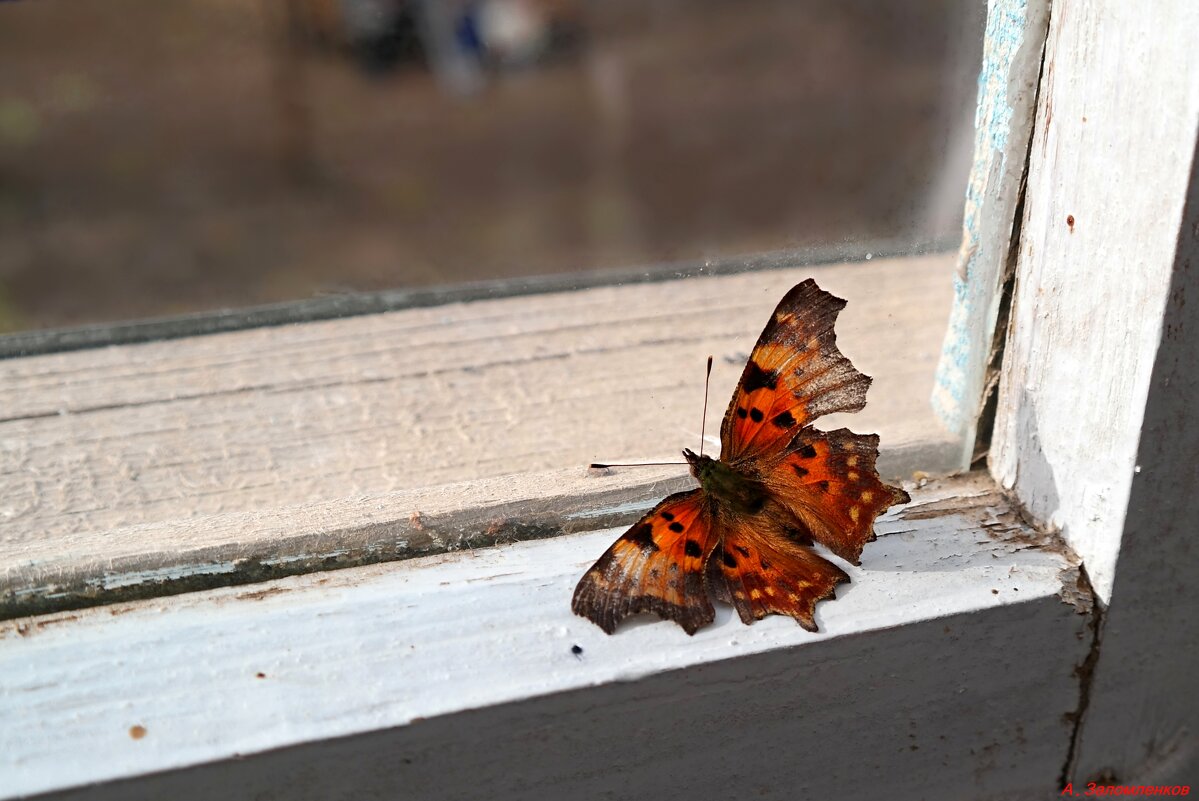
[1,471,1091,800]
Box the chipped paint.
[91,561,239,591]
[931,0,1050,456]
[564,498,658,521]
[260,548,352,567]
[1055,565,1094,615]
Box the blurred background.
[0,0,984,333]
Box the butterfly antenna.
[589,461,687,469]
[592,355,713,469]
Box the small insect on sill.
[573,280,910,635]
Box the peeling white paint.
[563,498,656,521]
[89,561,239,591]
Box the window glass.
[0,0,983,332]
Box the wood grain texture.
[931,0,1049,460]
[1069,112,1199,787]
[990,0,1199,602]
[0,473,1089,801]
[0,255,957,617]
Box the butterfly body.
[573,280,911,635]
[683,448,767,515]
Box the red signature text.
[1062,784,1191,797]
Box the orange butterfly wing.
[572,491,850,635]
[706,501,849,632]
[720,279,908,564]
[759,427,910,565]
[720,279,870,465]
[572,491,717,635]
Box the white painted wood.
[1067,114,1199,786]
[989,0,1199,603]
[931,0,1050,464]
[0,473,1088,801]
[0,254,957,617]
[3,465,690,610]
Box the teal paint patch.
[932,0,1037,445]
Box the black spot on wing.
[626,523,657,552]
[722,550,738,568]
[742,361,779,393]
[684,539,702,558]
[661,511,675,521]
[798,444,818,459]
[772,411,796,428]
[792,464,809,478]
[736,407,748,419]
[750,408,764,423]
[668,521,685,533]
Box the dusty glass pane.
[0,0,982,332]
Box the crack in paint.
[1059,563,1104,789]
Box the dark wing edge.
[571,490,718,635]
[719,279,872,465]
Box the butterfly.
[572,279,911,635]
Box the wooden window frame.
[3,0,1198,797]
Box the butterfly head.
[681,447,713,480]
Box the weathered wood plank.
[931,0,1050,463]
[0,242,934,360]
[0,255,957,617]
[0,473,1089,801]
[989,0,1199,603]
[1069,95,1199,788]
